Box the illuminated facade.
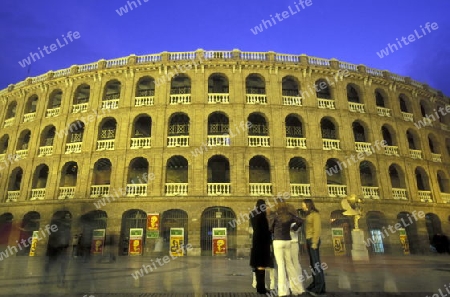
[0,49,449,257]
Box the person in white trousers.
[268,201,305,296]
[290,222,301,273]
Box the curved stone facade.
[0,49,449,257]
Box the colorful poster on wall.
[29,231,39,256]
[129,228,143,256]
[399,228,410,255]
[146,213,160,239]
[169,228,184,257]
[91,229,105,255]
[331,228,345,256]
[212,228,227,256]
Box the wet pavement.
[0,253,449,297]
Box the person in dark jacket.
[269,201,305,296]
[250,199,274,294]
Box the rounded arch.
[135,76,155,97]
[200,206,237,256]
[48,89,63,109]
[249,155,271,183]
[285,114,304,138]
[207,155,230,183]
[132,114,152,139]
[428,133,440,154]
[170,74,191,94]
[40,125,56,147]
[374,88,388,108]
[8,166,23,191]
[330,210,352,255]
[128,157,149,184]
[92,158,112,185]
[208,112,230,135]
[388,163,406,190]
[60,161,78,189]
[32,163,49,189]
[419,99,433,118]
[248,112,269,136]
[6,101,17,118]
[246,73,266,94]
[208,73,229,93]
[360,160,378,187]
[399,93,412,113]
[397,212,420,254]
[346,83,362,103]
[73,83,90,104]
[315,78,331,99]
[79,210,108,258]
[406,128,421,150]
[366,211,387,254]
[437,170,449,193]
[0,134,9,154]
[166,155,188,184]
[16,129,31,150]
[325,158,346,186]
[381,124,396,146]
[46,211,72,253]
[119,209,147,256]
[98,118,117,140]
[282,75,300,96]
[320,117,339,139]
[352,120,368,142]
[415,166,430,191]
[161,209,189,252]
[425,213,443,251]
[168,113,190,136]
[25,95,38,113]
[103,79,122,100]
[288,157,309,185]
[18,211,41,256]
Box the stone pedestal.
[351,229,369,261]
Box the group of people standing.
[249,198,326,296]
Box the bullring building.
[0,49,449,257]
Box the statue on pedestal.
[341,194,363,229]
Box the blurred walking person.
[269,201,304,296]
[249,199,274,294]
[302,199,326,296]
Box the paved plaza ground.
[0,253,449,297]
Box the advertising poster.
[146,213,160,239]
[331,228,345,256]
[129,228,143,256]
[91,229,106,255]
[399,228,410,255]
[169,228,184,257]
[212,228,227,256]
[29,231,39,256]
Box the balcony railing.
[72,103,88,113]
[30,189,46,200]
[290,184,311,197]
[207,135,230,146]
[441,193,450,203]
[401,112,414,122]
[348,102,365,113]
[38,146,53,157]
[90,185,110,197]
[58,187,75,199]
[135,96,155,106]
[207,183,231,195]
[208,93,229,104]
[130,137,152,149]
[283,96,302,106]
[165,183,188,196]
[249,183,272,196]
[418,190,432,202]
[169,94,191,104]
[322,139,340,150]
[15,149,28,159]
[376,107,391,117]
[392,188,407,200]
[96,139,115,151]
[6,191,20,202]
[362,186,380,199]
[327,185,347,197]
[4,117,15,127]
[248,136,270,147]
[409,149,422,159]
[101,99,119,109]
[317,99,335,109]
[286,137,307,148]
[45,107,60,117]
[431,153,442,162]
[384,146,399,156]
[65,142,82,154]
[126,184,148,197]
[355,142,372,153]
[23,112,36,122]
[246,94,267,104]
[167,136,189,147]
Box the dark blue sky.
[1,0,449,95]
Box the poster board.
[212,228,227,256]
[129,228,143,255]
[331,228,345,256]
[169,228,184,257]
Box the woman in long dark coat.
[250,199,274,294]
